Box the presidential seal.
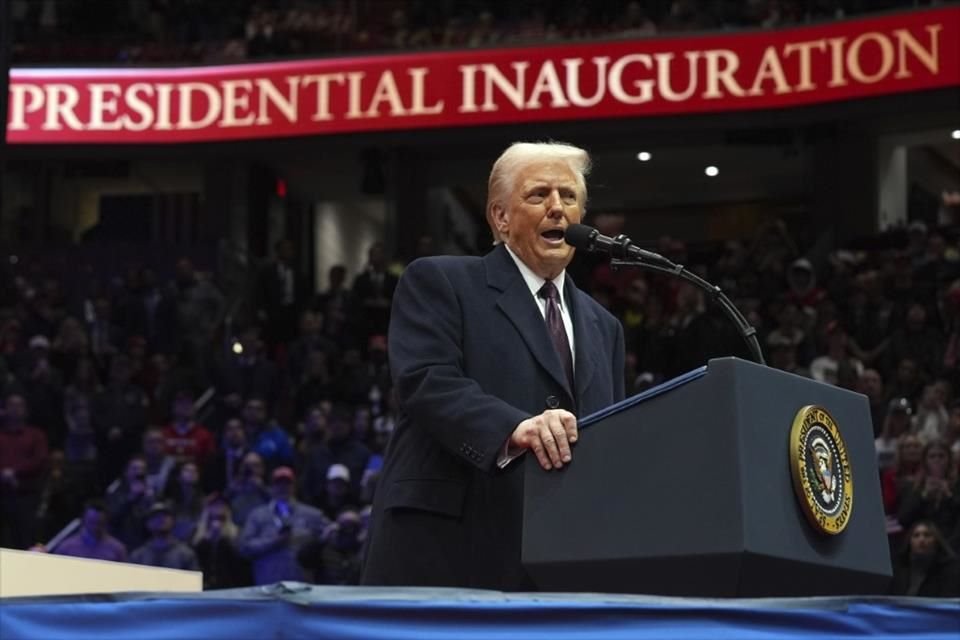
[789,405,853,535]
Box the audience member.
[784,258,825,313]
[105,455,156,550]
[242,396,294,471]
[889,356,926,402]
[314,265,350,319]
[129,501,200,570]
[225,451,271,527]
[889,521,960,597]
[63,356,103,418]
[887,304,945,380]
[192,497,252,589]
[318,464,357,518]
[0,393,50,549]
[947,403,960,470]
[162,390,216,465]
[142,427,178,497]
[294,351,334,419]
[238,466,329,585]
[167,461,205,543]
[914,382,951,444]
[18,335,66,443]
[116,267,179,355]
[55,500,128,563]
[204,418,250,493]
[298,407,329,505]
[301,405,369,500]
[87,296,122,367]
[844,270,893,366]
[172,258,225,363]
[881,434,924,521]
[858,368,887,436]
[809,322,863,388]
[287,311,338,386]
[351,242,397,341]
[35,450,75,540]
[876,398,913,472]
[256,239,304,352]
[897,441,960,548]
[93,355,149,481]
[63,395,98,465]
[215,328,281,409]
[297,509,364,585]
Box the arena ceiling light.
[636,151,652,162]
[705,166,719,177]
[952,129,960,140]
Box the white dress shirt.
[497,245,576,468]
[503,245,575,367]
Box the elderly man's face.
[496,160,582,280]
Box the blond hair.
[192,498,239,546]
[486,141,591,244]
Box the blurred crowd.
[1,215,959,596]
[0,239,398,588]
[11,0,949,65]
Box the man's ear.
[490,202,509,238]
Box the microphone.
[564,224,669,264]
[564,224,765,365]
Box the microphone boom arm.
[610,258,766,366]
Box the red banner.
[7,7,959,145]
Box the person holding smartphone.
[238,466,329,585]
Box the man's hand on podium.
[509,410,578,471]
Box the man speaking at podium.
[361,142,624,590]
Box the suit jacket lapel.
[485,246,573,399]
[565,276,599,405]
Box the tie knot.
[538,280,560,302]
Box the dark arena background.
[0,1,958,638]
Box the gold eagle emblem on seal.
[789,405,853,535]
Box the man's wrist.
[496,438,525,469]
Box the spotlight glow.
[705,166,719,177]
[952,129,960,140]
[637,151,652,162]
[232,341,244,355]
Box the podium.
[521,358,892,597]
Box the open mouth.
[540,229,565,243]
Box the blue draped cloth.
[2,584,958,640]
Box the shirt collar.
[504,244,566,307]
